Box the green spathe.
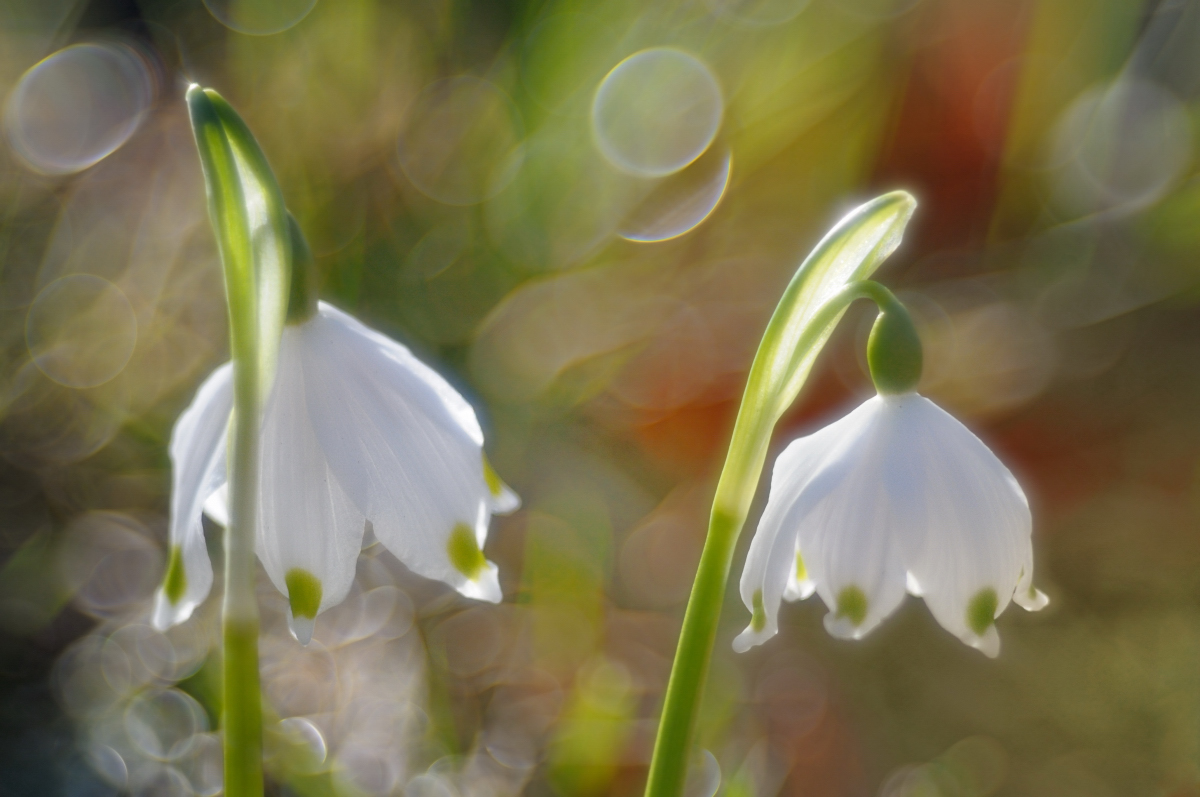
[448,522,487,581]
[285,568,322,620]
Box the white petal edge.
[299,303,510,603]
[887,395,1030,656]
[733,414,859,652]
[152,363,232,630]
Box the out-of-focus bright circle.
[128,763,193,797]
[0,361,129,466]
[202,0,317,35]
[405,773,457,797]
[398,77,524,206]
[26,274,137,389]
[124,689,207,761]
[87,744,128,789]
[1048,78,1192,216]
[3,43,152,175]
[58,512,163,619]
[683,750,721,797]
[177,733,222,797]
[277,717,328,773]
[705,0,810,25]
[620,146,731,242]
[592,48,723,177]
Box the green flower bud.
[867,299,922,394]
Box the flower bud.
[866,301,922,394]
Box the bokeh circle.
[591,48,723,177]
[202,0,318,35]
[26,274,137,389]
[4,42,153,175]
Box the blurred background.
[1,0,1200,794]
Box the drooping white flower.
[734,392,1047,658]
[153,302,519,643]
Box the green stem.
[643,279,902,797]
[223,618,263,797]
[223,361,264,797]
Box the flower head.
[154,302,518,643]
[734,392,1047,657]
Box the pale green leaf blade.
[186,85,291,407]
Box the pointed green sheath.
[714,190,916,523]
[644,191,917,797]
[186,85,291,797]
[186,85,291,407]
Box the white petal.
[887,395,1030,656]
[792,397,908,640]
[256,330,366,644]
[735,398,908,650]
[733,416,850,652]
[152,363,232,629]
[203,484,229,527]
[905,571,924,596]
[1013,541,1050,611]
[783,541,816,603]
[298,303,508,603]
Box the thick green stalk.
[223,619,263,797]
[644,192,917,797]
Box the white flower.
[153,302,519,643]
[733,392,1047,658]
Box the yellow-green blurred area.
[3,0,1200,794]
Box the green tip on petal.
[967,587,999,636]
[163,545,187,605]
[795,552,808,582]
[835,586,868,627]
[482,453,503,498]
[285,568,323,620]
[750,589,766,633]
[448,522,487,581]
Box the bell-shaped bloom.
[152,302,519,643]
[734,393,1047,658]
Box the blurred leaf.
[548,657,636,797]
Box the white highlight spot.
[592,48,723,177]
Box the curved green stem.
[642,281,901,797]
[642,190,917,797]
